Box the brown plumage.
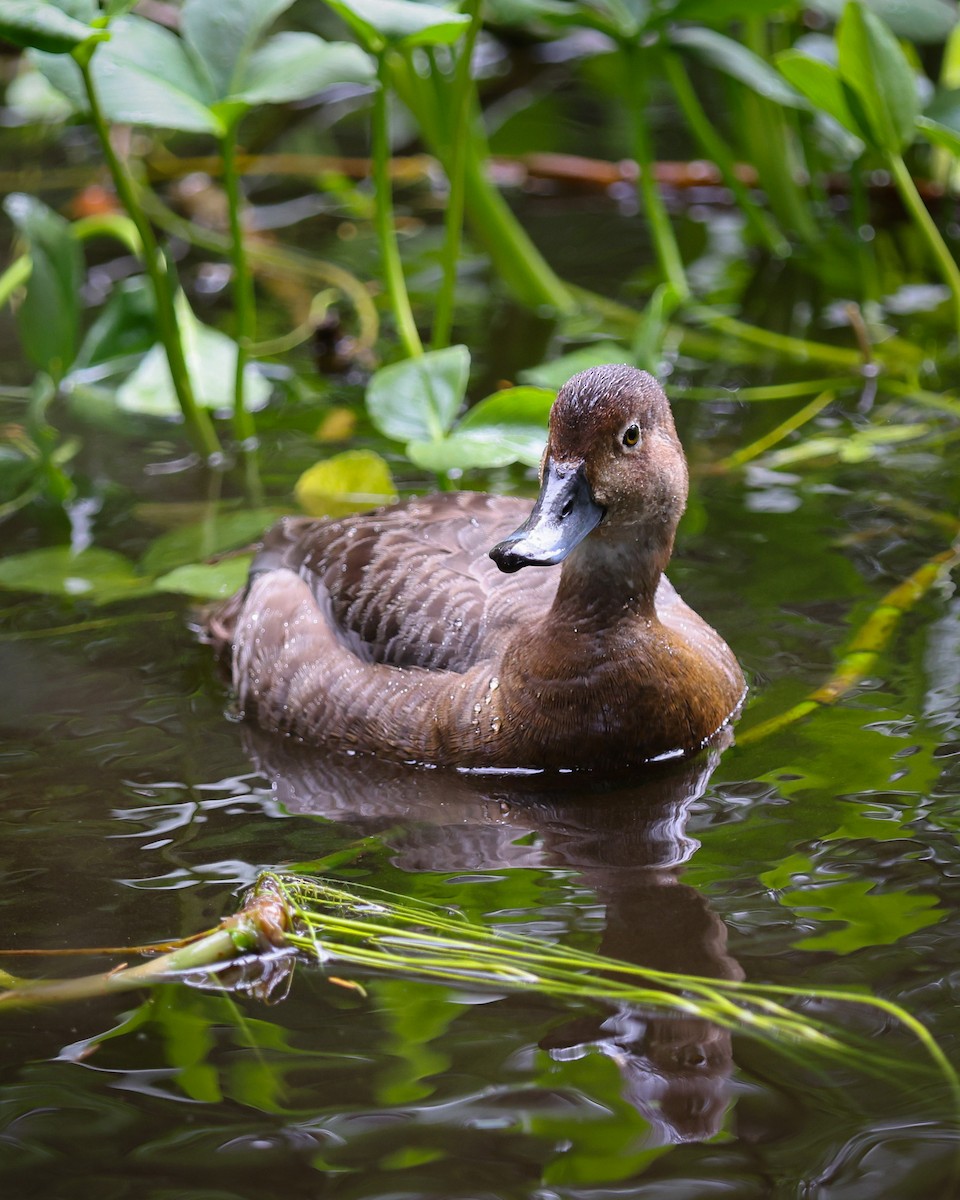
[207,365,745,770]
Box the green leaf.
[366,345,470,442]
[0,546,150,604]
[140,508,282,576]
[406,386,553,472]
[672,0,797,20]
[518,343,628,390]
[0,0,103,54]
[91,15,222,134]
[182,0,293,102]
[917,113,960,155]
[116,294,272,417]
[153,558,254,600]
[917,87,960,154]
[837,0,919,152]
[29,48,87,113]
[322,0,470,54]
[294,449,397,517]
[809,0,958,45]
[668,27,807,109]
[229,34,374,107]
[70,276,156,372]
[4,193,82,383]
[776,49,865,140]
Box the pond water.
[2,113,960,1200]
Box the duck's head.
[490,365,687,574]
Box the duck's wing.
[253,492,559,672]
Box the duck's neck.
[550,523,674,629]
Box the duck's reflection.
[244,729,741,1146]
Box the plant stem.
[431,0,482,350]
[221,124,262,501]
[388,55,576,314]
[624,42,690,302]
[661,50,789,259]
[76,58,222,464]
[887,151,960,342]
[372,52,423,358]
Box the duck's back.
[246,492,560,673]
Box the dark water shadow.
[243,729,743,1145]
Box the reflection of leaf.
[294,449,396,517]
[782,879,942,954]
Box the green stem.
[373,52,423,358]
[76,58,222,464]
[624,42,689,301]
[388,55,576,314]
[221,124,262,501]
[887,150,960,342]
[661,50,789,259]
[431,0,482,350]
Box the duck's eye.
[622,424,641,448]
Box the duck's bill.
[489,457,605,573]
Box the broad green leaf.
[776,50,864,139]
[92,15,221,134]
[917,113,960,155]
[0,545,150,604]
[29,48,87,113]
[669,27,807,109]
[0,0,103,54]
[518,343,627,390]
[322,0,470,54]
[70,276,156,372]
[229,34,374,107]
[116,294,271,417]
[407,386,553,472]
[4,193,81,383]
[918,87,960,154]
[4,58,76,120]
[153,558,253,599]
[140,508,281,576]
[672,0,799,20]
[294,449,396,517]
[366,345,470,442]
[809,0,958,45]
[837,0,919,152]
[38,30,194,128]
[182,0,293,101]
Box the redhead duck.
[208,365,745,770]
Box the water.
[3,359,959,1196]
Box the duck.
[208,364,745,771]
